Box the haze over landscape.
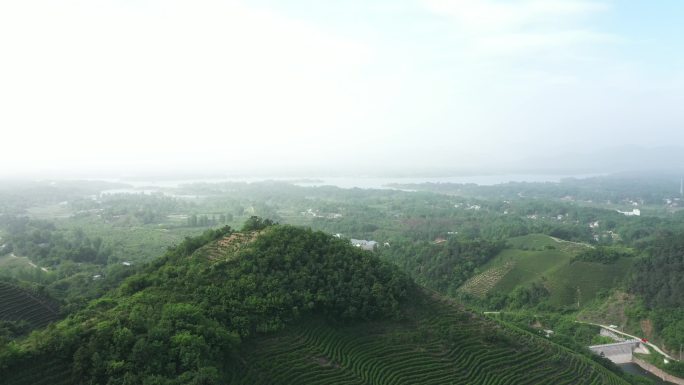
[1,0,683,178]
[3,2,684,385]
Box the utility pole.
[577,287,581,309]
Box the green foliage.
[573,247,633,264]
[632,233,684,309]
[546,258,633,308]
[240,216,275,232]
[2,216,112,265]
[0,320,31,342]
[173,226,233,259]
[591,335,617,345]
[629,233,684,352]
[507,282,550,309]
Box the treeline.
[1,217,112,265]
[390,174,684,206]
[630,233,684,353]
[632,234,684,308]
[69,193,195,226]
[573,247,632,264]
[186,213,233,227]
[481,282,552,311]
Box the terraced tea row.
[229,298,629,385]
[458,262,514,298]
[0,281,59,329]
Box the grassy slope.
[546,258,633,307]
[460,234,633,307]
[58,216,209,263]
[492,248,573,292]
[506,234,562,249]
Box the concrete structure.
[594,324,676,361]
[350,239,377,251]
[589,340,642,364]
[616,208,641,216]
[584,323,683,381]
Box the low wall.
[633,357,684,385]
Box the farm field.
[458,262,515,297]
[489,248,572,292]
[0,281,60,329]
[226,295,629,385]
[546,258,634,307]
[56,217,209,263]
[506,233,592,254]
[459,234,632,308]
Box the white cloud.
[0,1,679,177]
[474,29,619,56]
[0,0,376,175]
[423,0,608,30]
[422,0,615,56]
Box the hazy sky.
[1,0,683,177]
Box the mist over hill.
[5,144,683,181]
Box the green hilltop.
[0,225,630,384]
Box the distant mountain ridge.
[515,145,684,174]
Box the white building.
[350,239,377,251]
[617,209,640,216]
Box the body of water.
[100,173,601,194]
[292,174,600,189]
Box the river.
[99,173,601,194]
[620,363,675,384]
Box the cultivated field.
[458,234,632,307]
[0,281,60,329]
[226,296,629,385]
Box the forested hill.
[1,224,629,384]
